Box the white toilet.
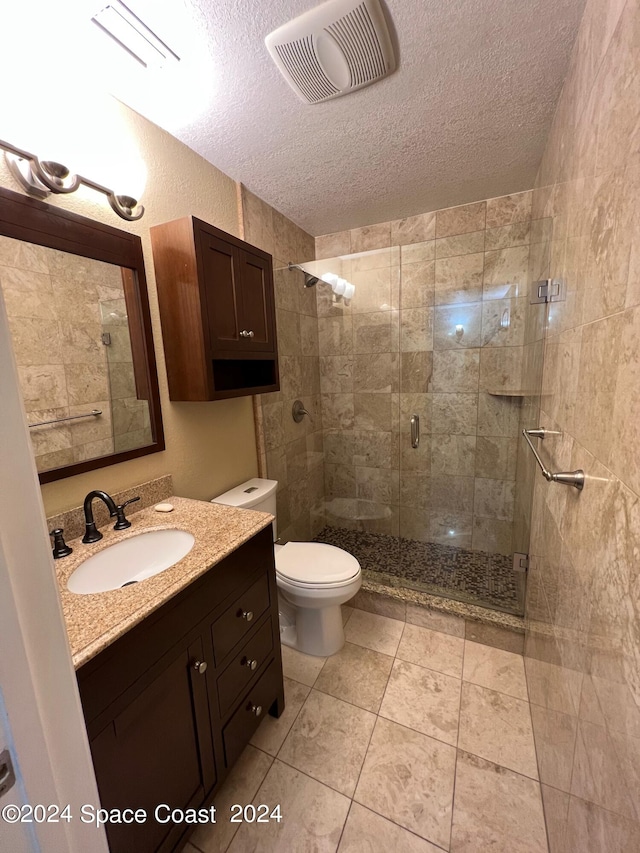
[212,478,361,656]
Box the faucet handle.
[113,496,141,531]
[50,529,73,559]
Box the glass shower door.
[396,218,544,615]
[312,246,403,584]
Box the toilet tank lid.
[211,478,278,509]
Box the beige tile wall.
[241,187,324,542]
[315,190,532,554]
[517,0,640,848]
[0,238,150,472]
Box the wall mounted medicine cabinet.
[150,217,279,401]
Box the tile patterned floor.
[314,527,522,615]
[187,608,548,853]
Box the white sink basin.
[67,529,195,595]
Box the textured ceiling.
[107,0,586,235]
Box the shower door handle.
[410,414,420,449]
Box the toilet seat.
[275,541,360,588]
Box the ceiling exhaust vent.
[265,0,396,104]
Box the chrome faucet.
[82,490,141,543]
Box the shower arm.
[287,263,319,287]
[522,428,585,490]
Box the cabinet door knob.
[240,610,254,622]
[250,704,262,717]
[193,660,208,675]
[240,330,255,338]
[243,658,258,671]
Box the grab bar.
[410,414,420,449]
[28,409,102,429]
[522,428,584,490]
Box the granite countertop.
[56,496,273,670]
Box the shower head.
[288,262,355,302]
[288,263,319,287]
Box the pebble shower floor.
[314,526,520,614]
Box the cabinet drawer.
[212,573,270,664]
[222,659,279,768]
[217,619,274,717]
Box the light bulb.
[70,94,147,203]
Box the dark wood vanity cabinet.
[76,526,284,853]
[150,217,279,401]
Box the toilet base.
[279,622,298,649]
[278,596,346,657]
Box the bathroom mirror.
[0,186,164,483]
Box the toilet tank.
[211,478,278,540]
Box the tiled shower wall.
[315,191,532,555]
[241,187,324,543]
[520,0,640,848]
[0,237,149,471]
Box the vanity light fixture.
[0,137,145,221]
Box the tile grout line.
[273,683,317,762]
[335,620,407,834]
[270,717,464,853]
[350,718,455,849]
[348,802,451,853]
[522,651,553,853]
[348,616,455,850]
[449,628,467,849]
[334,798,355,851]
[264,682,312,763]
[272,752,358,804]
[282,637,540,794]
[223,747,275,853]
[302,619,529,703]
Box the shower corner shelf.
[486,389,539,397]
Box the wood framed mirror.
[0,186,164,483]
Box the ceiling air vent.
[265,0,396,104]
